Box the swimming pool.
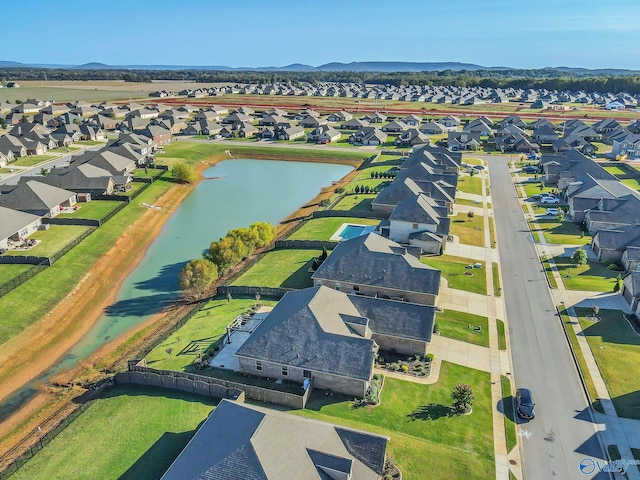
[331,223,377,241]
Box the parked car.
[540,196,560,204]
[545,208,559,216]
[527,153,541,160]
[524,165,540,174]
[516,388,535,419]
[474,165,485,170]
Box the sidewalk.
[515,171,640,479]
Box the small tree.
[226,292,232,303]
[571,248,588,266]
[178,259,218,300]
[171,162,197,184]
[469,168,476,177]
[538,182,545,192]
[451,383,475,414]
[555,209,565,222]
[614,273,622,292]
[592,305,600,319]
[467,211,475,221]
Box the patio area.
[209,307,272,371]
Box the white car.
[540,196,560,204]
[546,208,559,216]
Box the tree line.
[2,68,640,94]
[178,222,277,300]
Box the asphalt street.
[484,155,608,480]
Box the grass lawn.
[457,175,483,196]
[501,375,517,454]
[603,165,628,176]
[288,217,379,241]
[521,181,555,198]
[133,167,166,178]
[541,257,559,288]
[621,178,640,190]
[0,178,174,344]
[554,257,619,292]
[560,309,603,414]
[118,182,148,197]
[465,158,485,166]
[348,178,392,191]
[75,140,106,146]
[456,198,491,209]
[57,201,122,220]
[12,155,56,167]
[146,298,277,372]
[11,385,218,480]
[293,363,494,480]
[421,255,487,295]
[497,320,507,350]
[332,194,376,211]
[0,264,34,285]
[576,307,640,419]
[492,262,501,296]
[533,219,590,245]
[230,249,321,289]
[352,165,397,182]
[449,214,485,247]
[5,226,91,257]
[436,309,490,348]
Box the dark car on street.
[516,388,535,419]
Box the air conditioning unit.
[38,223,50,231]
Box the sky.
[4,0,640,70]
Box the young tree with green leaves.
[171,162,197,183]
[571,248,588,266]
[178,258,218,299]
[451,383,475,414]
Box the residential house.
[28,165,116,196]
[591,224,640,264]
[419,121,446,135]
[161,399,388,480]
[584,195,640,235]
[363,112,387,124]
[275,125,305,141]
[447,131,481,151]
[312,233,441,306]
[622,271,640,313]
[400,114,422,127]
[138,125,171,145]
[327,111,352,122]
[0,206,42,251]
[236,286,378,397]
[298,115,327,128]
[611,133,640,160]
[0,180,76,218]
[349,127,387,146]
[0,135,27,158]
[381,120,409,133]
[307,125,341,143]
[341,118,369,130]
[394,128,430,147]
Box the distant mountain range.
[1,60,639,75]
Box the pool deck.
[329,222,376,241]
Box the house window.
[335,283,341,291]
[303,370,312,378]
[353,285,360,292]
[281,366,289,377]
[256,361,262,371]
[412,223,419,229]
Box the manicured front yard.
[146,298,276,372]
[11,385,218,480]
[230,249,321,289]
[294,363,494,480]
[57,201,122,220]
[533,219,590,245]
[421,254,487,295]
[12,155,56,167]
[456,175,483,196]
[436,309,490,348]
[603,165,628,176]
[554,257,619,292]
[576,308,640,419]
[521,180,555,198]
[332,194,376,211]
[5,225,91,257]
[448,214,486,247]
[287,217,379,241]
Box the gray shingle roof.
[312,233,441,297]
[390,194,444,225]
[350,295,434,342]
[0,180,74,213]
[0,206,40,241]
[236,286,376,381]
[162,399,388,480]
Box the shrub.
[432,322,440,335]
[426,353,434,362]
[334,187,345,194]
[451,383,475,414]
[401,364,409,373]
[319,199,330,207]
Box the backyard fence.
[43,218,101,227]
[313,209,387,220]
[274,240,338,250]
[216,285,293,300]
[124,363,311,409]
[0,262,48,299]
[47,227,97,265]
